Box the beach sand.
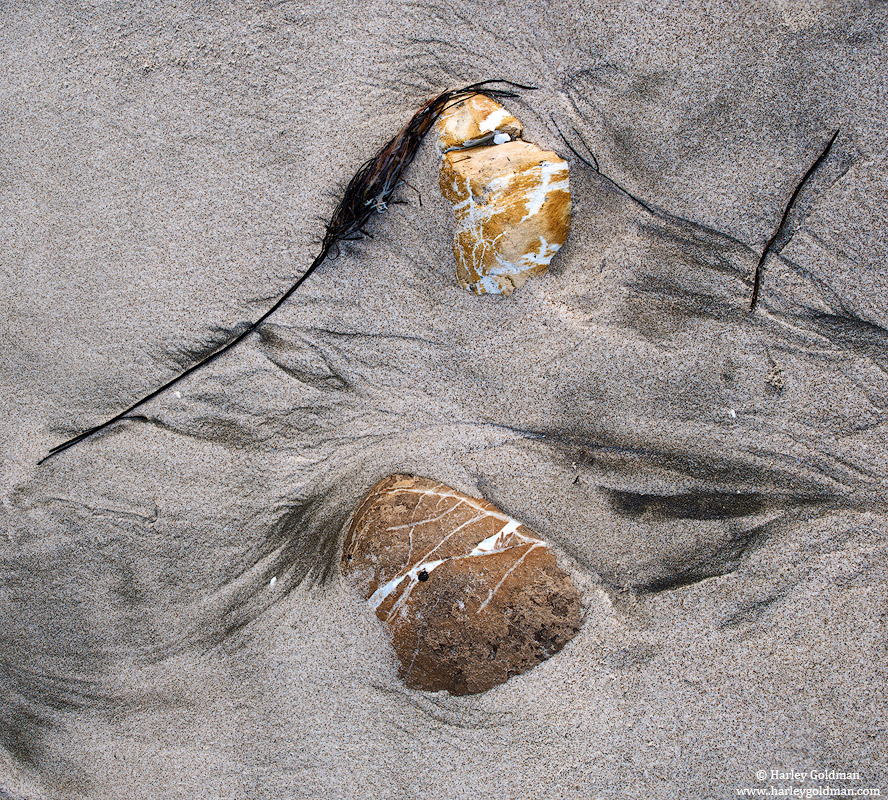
[1,2,886,797]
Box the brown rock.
[341,475,583,695]
[436,96,571,296]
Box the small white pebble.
[269,576,277,588]
[728,409,736,419]
[174,390,182,399]
[493,132,510,145]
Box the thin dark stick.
[750,128,840,312]
[550,117,599,173]
[551,117,655,215]
[39,79,535,465]
[38,251,327,465]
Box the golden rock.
[435,97,571,295]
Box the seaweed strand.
[39,80,535,464]
[749,128,840,311]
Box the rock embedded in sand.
[341,475,583,695]
[435,95,571,296]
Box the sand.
[1,1,886,798]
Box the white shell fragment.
[436,95,571,295]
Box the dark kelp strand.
[39,80,535,464]
[749,128,839,311]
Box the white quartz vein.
[366,506,543,621]
[477,541,542,612]
[478,108,510,133]
[519,161,569,223]
[387,499,466,531]
[369,558,447,616]
[391,487,514,524]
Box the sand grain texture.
[1,2,887,799]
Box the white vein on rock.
[366,501,544,620]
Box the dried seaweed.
[39,80,534,464]
[553,119,841,313]
[749,128,840,311]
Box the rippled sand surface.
[1,3,886,798]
